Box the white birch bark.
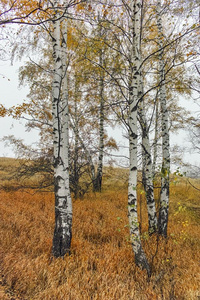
[128,0,150,275]
[156,0,170,237]
[94,46,104,192]
[92,14,106,193]
[73,83,80,199]
[52,1,72,257]
[152,97,159,179]
[138,97,158,234]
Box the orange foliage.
[0,180,199,299]
[0,104,7,117]
[0,0,50,24]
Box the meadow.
[0,158,199,299]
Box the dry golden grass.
[0,162,199,299]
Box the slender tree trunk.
[152,97,159,179]
[138,99,158,234]
[128,0,150,276]
[156,0,170,238]
[73,92,79,199]
[94,47,104,192]
[137,0,157,234]
[52,2,72,257]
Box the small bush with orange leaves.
[0,173,199,299]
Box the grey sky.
[0,60,39,157]
[0,60,199,170]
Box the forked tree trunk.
[128,0,150,276]
[52,2,72,257]
[156,0,170,237]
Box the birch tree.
[138,7,158,233]
[138,99,158,234]
[51,0,72,257]
[93,15,106,192]
[0,0,74,257]
[156,0,170,237]
[128,0,150,275]
[152,97,159,179]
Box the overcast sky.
[0,60,39,157]
[0,59,199,171]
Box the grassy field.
[0,158,199,299]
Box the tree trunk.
[52,2,72,257]
[73,80,80,199]
[152,97,159,179]
[137,0,157,234]
[156,0,170,238]
[94,42,104,192]
[138,100,158,234]
[128,0,150,276]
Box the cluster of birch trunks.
[51,0,170,277]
